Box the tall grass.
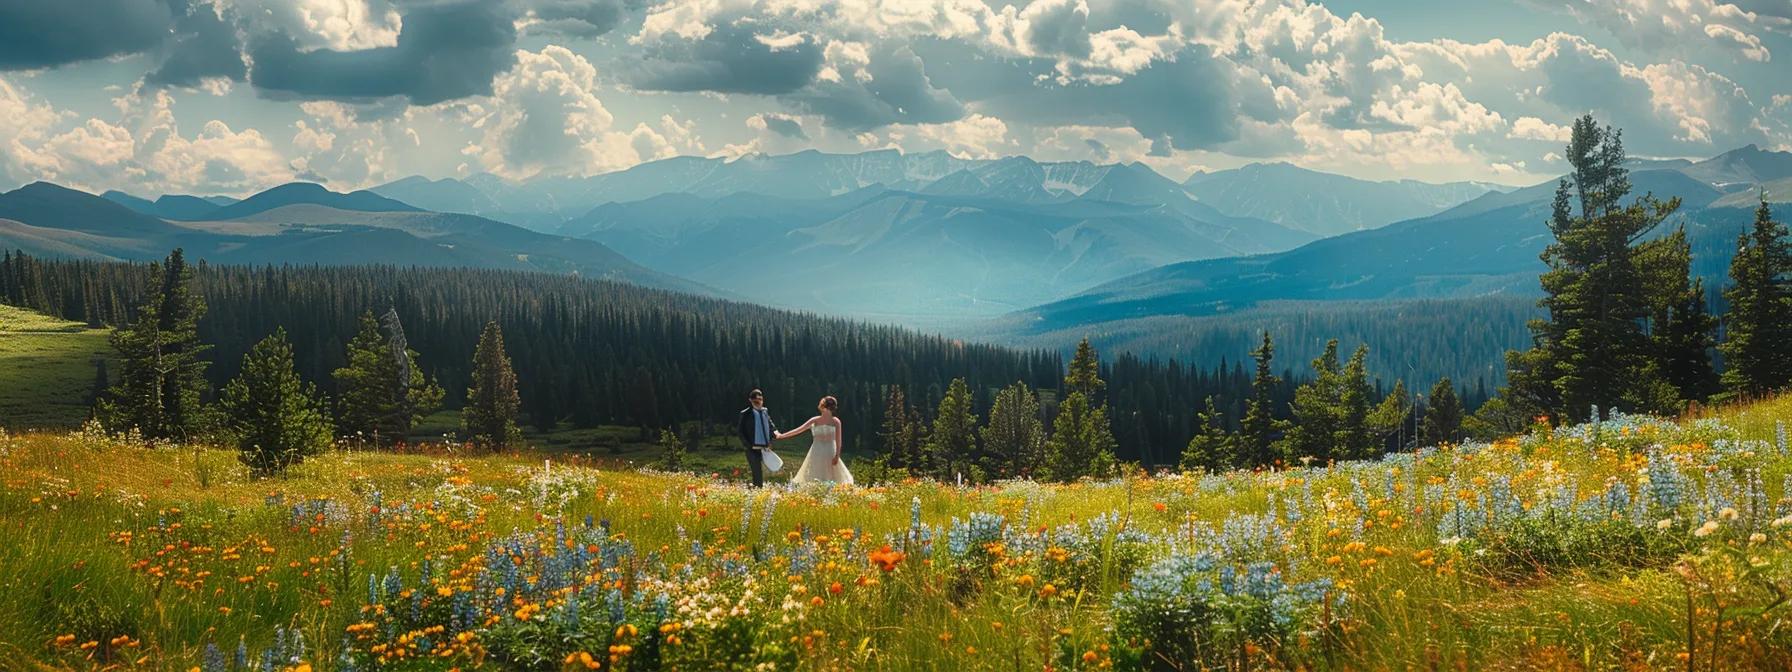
[0,399,1788,671]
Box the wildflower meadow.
[3,399,1791,671]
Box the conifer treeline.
[0,256,1313,465]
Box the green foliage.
[656,428,686,471]
[0,305,113,430]
[1720,197,1792,399]
[1465,510,1687,582]
[332,311,443,444]
[1279,342,1402,462]
[1239,331,1280,467]
[1180,396,1236,472]
[1419,378,1464,447]
[221,328,332,476]
[1065,337,1106,401]
[462,321,522,450]
[1043,391,1118,481]
[1279,340,1343,462]
[1505,116,1684,420]
[924,378,978,480]
[878,386,927,474]
[100,249,212,442]
[980,381,1045,480]
[1640,229,1719,404]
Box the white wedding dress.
[790,421,853,485]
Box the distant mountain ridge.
[1019,144,1792,330]
[1181,162,1504,236]
[555,161,1318,317]
[0,182,706,296]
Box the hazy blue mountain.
[1181,162,1503,236]
[368,176,501,216]
[206,182,422,220]
[1020,164,1747,330]
[101,190,242,221]
[0,182,705,294]
[560,182,1315,317]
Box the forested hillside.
[0,253,1334,466]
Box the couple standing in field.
[736,389,854,487]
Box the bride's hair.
[819,395,838,412]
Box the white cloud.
[1561,0,1788,62]
[222,0,403,51]
[1510,116,1573,142]
[471,46,709,179]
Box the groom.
[737,389,778,487]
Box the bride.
[776,396,854,485]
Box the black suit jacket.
[739,407,779,448]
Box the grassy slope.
[0,305,110,430]
[1,397,1788,670]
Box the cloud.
[248,0,519,105]
[749,112,808,139]
[872,113,1015,159]
[1,79,294,194]
[520,0,636,37]
[0,0,174,70]
[633,20,825,94]
[471,46,704,179]
[1510,116,1573,142]
[791,44,964,129]
[147,0,249,88]
[1560,0,1788,62]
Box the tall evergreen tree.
[1065,337,1106,401]
[333,311,443,443]
[981,381,1046,479]
[1239,331,1281,467]
[1420,378,1464,447]
[925,378,978,480]
[1044,391,1118,482]
[102,249,211,442]
[1503,116,1681,421]
[222,329,333,476]
[462,321,522,449]
[1278,340,1342,463]
[879,385,923,472]
[1181,396,1236,473]
[1639,228,1719,405]
[1336,345,1379,460]
[1045,340,1120,480]
[1719,197,1792,398]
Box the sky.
[1,0,1789,197]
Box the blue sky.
[2,0,1788,197]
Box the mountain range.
[0,182,703,294]
[1019,145,1792,331]
[355,150,1500,317]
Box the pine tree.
[1278,340,1342,463]
[1181,396,1236,473]
[1639,228,1718,404]
[1504,117,1680,420]
[1239,331,1281,467]
[879,386,918,471]
[924,378,978,480]
[981,381,1045,479]
[1367,378,1408,456]
[657,428,686,471]
[1336,345,1378,460]
[1420,378,1464,447]
[1045,340,1120,480]
[1065,337,1106,401]
[223,329,333,476]
[1044,391,1118,482]
[1720,197,1792,398]
[333,311,443,444]
[462,321,522,449]
[103,249,211,442]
